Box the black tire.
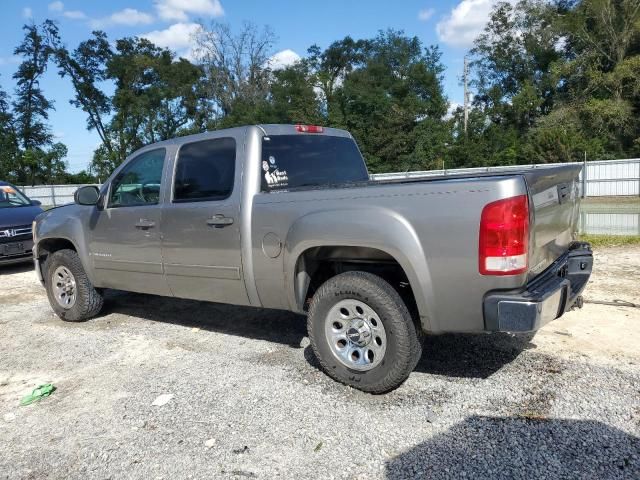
[307,271,422,393]
[45,249,104,322]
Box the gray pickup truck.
[33,124,592,393]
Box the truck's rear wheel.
[45,249,104,322]
[307,271,422,393]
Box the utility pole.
[463,56,469,136]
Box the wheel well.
[294,246,418,315]
[36,238,77,267]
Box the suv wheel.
[307,271,422,393]
[45,249,104,322]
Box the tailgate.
[523,165,582,280]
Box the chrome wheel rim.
[325,299,387,371]
[52,266,77,309]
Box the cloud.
[0,56,21,66]
[48,1,64,12]
[91,8,155,28]
[437,0,513,48]
[47,2,87,21]
[155,0,224,21]
[22,7,33,19]
[63,10,87,20]
[445,101,462,119]
[418,8,435,21]
[110,8,154,25]
[141,22,202,59]
[268,49,301,70]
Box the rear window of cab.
[260,135,369,192]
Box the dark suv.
[0,181,43,266]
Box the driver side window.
[108,149,166,208]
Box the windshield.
[261,135,369,191]
[0,185,31,208]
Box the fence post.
[582,152,587,198]
[51,185,56,207]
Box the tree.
[306,37,368,123]
[20,142,68,185]
[12,20,69,185]
[52,30,114,157]
[465,0,640,165]
[558,0,640,155]
[332,31,448,172]
[87,37,202,177]
[268,62,323,124]
[0,79,19,182]
[468,0,562,168]
[193,21,276,127]
[13,21,58,152]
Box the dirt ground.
[533,245,640,363]
[0,246,639,479]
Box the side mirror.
[31,199,42,206]
[75,186,100,206]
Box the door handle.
[135,219,156,230]
[206,214,234,228]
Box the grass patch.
[578,234,640,248]
[581,196,640,205]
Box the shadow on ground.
[0,261,33,275]
[301,333,535,381]
[415,332,536,379]
[385,416,640,479]
[103,289,535,378]
[101,290,307,348]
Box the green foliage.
[0,80,20,182]
[578,234,640,248]
[83,37,203,178]
[19,142,68,186]
[268,63,323,124]
[52,30,113,152]
[61,169,97,184]
[327,31,448,172]
[0,21,69,186]
[457,0,640,168]
[193,21,275,125]
[12,21,58,152]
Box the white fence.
[19,184,99,207]
[580,211,640,235]
[372,158,640,197]
[578,198,640,236]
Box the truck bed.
[251,163,582,333]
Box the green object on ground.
[20,384,56,406]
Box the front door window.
[109,149,166,208]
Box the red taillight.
[479,194,529,275]
[295,124,324,133]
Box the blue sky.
[0,0,499,173]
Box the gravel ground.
[1,246,639,479]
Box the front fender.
[284,207,435,331]
[34,206,96,285]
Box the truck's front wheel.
[307,271,422,393]
[45,249,104,322]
